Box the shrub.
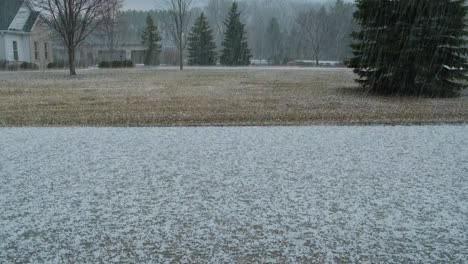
[98,61,110,68]
[20,62,38,70]
[0,61,19,71]
[0,60,7,70]
[7,63,19,71]
[98,60,134,68]
[47,61,67,69]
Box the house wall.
[3,33,31,62]
[0,34,5,60]
[53,44,96,68]
[29,21,53,68]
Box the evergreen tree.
[141,14,162,66]
[347,0,468,96]
[220,2,252,66]
[188,13,217,65]
[265,17,282,65]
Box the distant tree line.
[117,0,355,65]
[140,2,251,66]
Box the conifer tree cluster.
[141,15,162,66]
[220,2,252,66]
[188,13,217,65]
[348,0,468,96]
[187,2,252,66]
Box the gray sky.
[123,0,349,10]
[124,0,154,10]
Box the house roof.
[23,11,40,32]
[0,0,39,32]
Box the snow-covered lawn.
[0,126,467,263]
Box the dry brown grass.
[0,67,467,126]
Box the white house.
[0,0,53,68]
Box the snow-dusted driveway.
[0,126,467,263]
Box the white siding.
[3,33,31,62]
[0,34,5,60]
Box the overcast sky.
[124,0,153,10]
[123,0,350,10]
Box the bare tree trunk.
[110,31,115,61]
[179,49,183,70]
[163,0,192,70]
[179,42,183,70]
[315,46,320,66]
[68,47,77,76]
[179,10,184,71]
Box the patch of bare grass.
[0,68,467,126]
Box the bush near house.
[1,61,38,71]
[47,61,67,69]
[0,60,7,70]
[20,62,39,70]
[98,60,134,68]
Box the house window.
[13,41,19,61]
[44,43,49,60]
[34,42,39,60]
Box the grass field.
[0,67,467,126]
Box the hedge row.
[98,60,134,68]
[0,61,38,71]
[47,61,67,69]
[20,62,38,70]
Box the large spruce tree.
[141,14,162,66]
[188,13,217,65]
[220,2,252,66]
[348,0,468,96]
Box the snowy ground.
[0,126,467,263]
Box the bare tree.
[160,0,193,70]
[30,0,119,75]
[205,0,232,49]
[296,6,329,66]
[99,0,124,61]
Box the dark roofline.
[0,0,25,31]
[23,11,40,32]
[0,0,40,33]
